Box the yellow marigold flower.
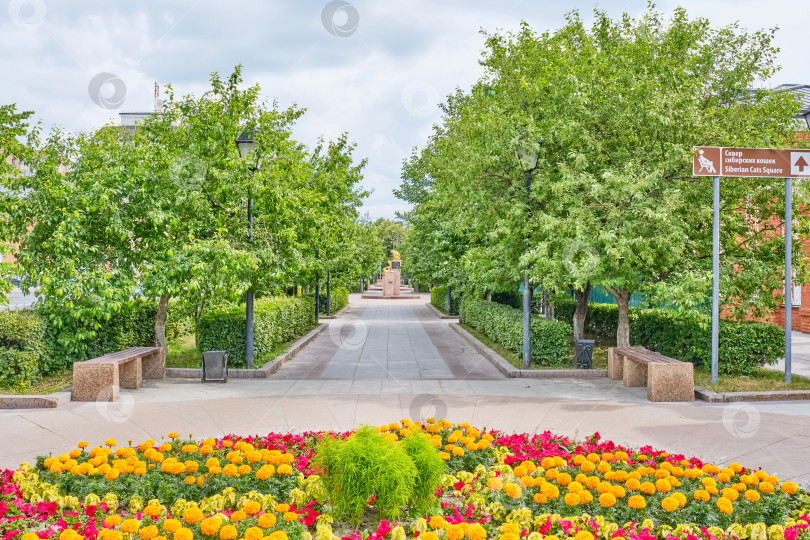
[574,532,594,540]
[628,495,646,509]
[579,491,593,504]
[759,481,774,493]
[782,482,799,495]
[513,465,527,477]
[245,527,264,540]
[200,517,221,536]
[105,515,123,527]
[745,489,761,502]
[277,463,293,475]
[716,497,733,514]
[721,488,739,502]
[121,519,140,534]
[626,478,641,491]
[487,477,503,491]
[717,472,731,483]
[661,496,679,512]
[580,461,596,473]
[439,451,450,461]
[21,534,39,540]
[599,493,616,507]
[564,492,580,506]
[430,516,447,529]
[503,482,522,499]
[269,531,288,540]
[275,503,290,513]
[655,479,671,493]
[163,519,182,534]
[59,531,81,540]
[557,473,572,486]
[238,464,252,475]
[640,482,656,495]
[283,512,299,522]
[541,483,560,499]
[611,485,626,498]
[222,464,239,477]
[173,528,192,540]
[168,432,179,439]
[144,505,162,517]
[533,493,548,504]
[452,447,464,457]
[105,438,117,447]
[230,510,247,522]
[241,500,261,515]
[567,481,584,494]
[446,524,465,540]
[139,525,159,540]
[182,507,203,525]
[219,525,238,540]
[468,524,486,540]
[258,513,277,528]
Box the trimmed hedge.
[197,296,316,368]
[0,310,45,388]
[552,298,783,375]
[461,297,571,366]
[317,287,349,315]
[431,287,460,316]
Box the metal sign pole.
[785,177,792,383]
[711,175,719,385]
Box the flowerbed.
[3,421,809,540]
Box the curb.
[166,324,328,380]
[0,394,59,409]
[317,304,350,320]
[449,323,608,379]
[694,385,810,402]
[425,302,459,320]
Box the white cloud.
[1,0,806,219]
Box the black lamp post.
[517,134,539,370]
[235,128,260,368]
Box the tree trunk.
[572,282,592,341]
[486,291,492,302]
[155,294,170,356]
[612,288,632,348]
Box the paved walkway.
[764,330,810,379]
[1,294,809,487]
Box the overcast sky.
[1,0,805,219]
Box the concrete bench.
[608,346,694,402]
[71,347,165,402]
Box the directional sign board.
[693,147,810,178]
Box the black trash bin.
[202,350,228,383]
[575,339,595,369]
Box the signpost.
[693,147,810,384]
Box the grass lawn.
[459,322,608,370]
[167,333,295,369]
[693,367,810,392]
[0,370,72,395]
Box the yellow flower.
[168,432,179,439]
[275,503,290,513]
[105,515,123,527]
[745,489,761,502]
[430,516,447,529]
[230,510,247,522]
[599,492,616,507]
[258,513,277,528]
[245,527,264,540]
[283,512,299,522]
[759,481,774,494]
[446,524,465,540]
[139,525,159,540]
[716,497,733,514]
[144,505,162,518]
[21,534,39,540]
[574,532,594,540]
[439,452,450,461]
[269,531,288,540]
[219,525,238,540]
[469,524,486,540]
[243,500,262,515]
[200,517,221,536]
[487,477,503,491]
[422,533,439,540]
[163,519,182,534]
[564,492,580,506]
[503,483,522,499]
[277,463,293,475]
[182,507,203,525]
[628,495,646,509]
[121,519,141,534]
[782,482,799,495]
[105,438,117,447]
[661,496,679,512]
[173,527,193,540]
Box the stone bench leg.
[607,348,623,380]
[647,363,694,402]
[142,349,166,379]
[623,357,647,387]
[118,358,143,389]
[72,363,119,401]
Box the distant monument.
[382,250,402,296]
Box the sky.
[1,0,806,220]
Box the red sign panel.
[693,147,810,178]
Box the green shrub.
[552,298,782,375]
[316,427,442,524]
[460,297,571,365]
[317,287,348,315]
[0,349,40,388]
[431,286,460,315]
[197,296,316,368]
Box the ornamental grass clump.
[316,426,443,524]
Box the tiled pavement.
[1,294,809,486]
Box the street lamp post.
[517,134,539,370]
[235,128,260,368]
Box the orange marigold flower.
[163,519,181,534]
[275,504,290,513]
[258,513,277,529]
[121,519,140,534]
[564,492,580,506]
[599,493,616,507]
[468,524,486,540]
[661,497,679,512]
[533,493,548,504]
[168,432,179,439]
[277,464,293,475]
[745,489,761,502]
[759,481,775,494]
[268,531,288,540]
[244,527,264,540]
[182,507,203,525]
[446,524,465,540]
[574,532,594,540]
[578,491,593,504]
[503,483,522,499]
[628,495,646,509]
[105,515,123,527]
[243,500,262,515]
[716,497,733,514]
[219,525,238,540]
[139,526,159,540]
[782,482,799,495]
[230,510,246,522]
[200,518,221,536]
[430,516,447,529]
[487,477,503,491]
[105,438,117,447]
